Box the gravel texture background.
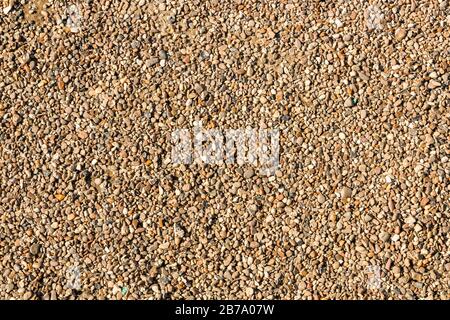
[0,0,449,300]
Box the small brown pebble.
[317,194,326,204]
[77,131,88,139]
[395,28,407,40]
[428,80,441,89]
[340,186,352,200]
[30,243,40,255]
[243,168,254,179]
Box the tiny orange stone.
[57,77,65,90]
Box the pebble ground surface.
[0,0,449,300]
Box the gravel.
[0,0,449,300]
